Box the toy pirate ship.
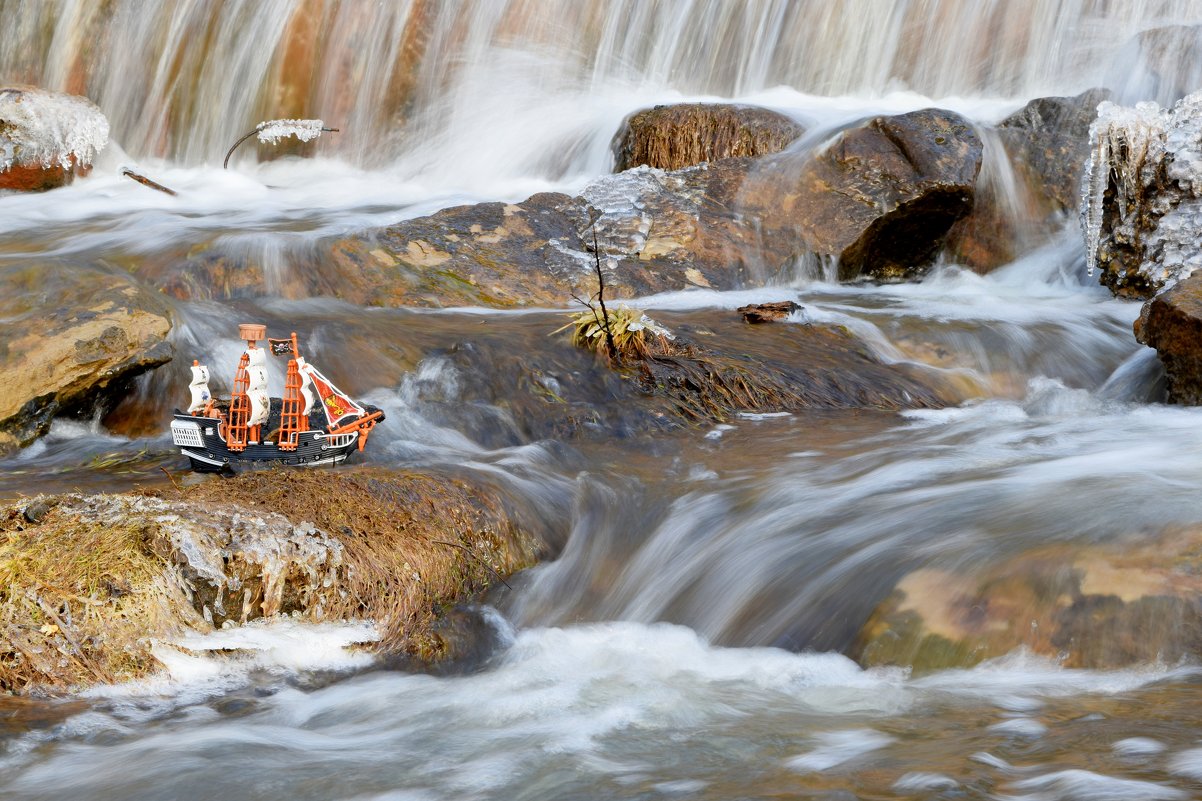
[170,324,384,472]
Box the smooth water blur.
[8,2,1202,799]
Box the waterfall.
[3,0,1201,167]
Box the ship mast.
[278,332,307,451]
[225,323,265,451]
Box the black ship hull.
[170,411,362,472]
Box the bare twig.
[223,123,340,169]
[433,540,512,590]
[590,223,618,363]
[160,466,183,494]
[121,168,177,196]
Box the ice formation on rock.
[1081,91,1202,291]
[0,87,109,172]
[255,118,328,145]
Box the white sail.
[249,390,270,427]
[246,362,270,427]
[187,363,211,413]
[296,357,316,416]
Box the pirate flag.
[268,338,294,356]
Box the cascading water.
[7,2,1202,800]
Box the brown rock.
[791,108,982,281]
[945,90,1109,273]
[0,468,544,693]
[998,89,1110,212]
[0,264,173,453]
[855,526,1202,672]
[612,103,804,172]
[737,301,802,323]
[1135,271,1202,404]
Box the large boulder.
[0,87,108,192]
[999,89,1111,212]
[0,468,544,694]
[612,102,804,172]
[0,264,173,454]
[791,108,982,281]
[945,90,1109,273]
[1135,271,1202,403]
[855,526,1202,672]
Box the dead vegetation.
[0,468,539,695]
[183,469,540,658]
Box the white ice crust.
[1082,91,1202,289]
[0,87,109,172]
[255,118,327,145]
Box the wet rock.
[855,527,1202,672]
[999,89,1111,212]
[0,468,542,694]
[737,301,803,324]
[434,307,951,444]
[791,108,982,281]
[0,264,173,454]
[1134,271,1202,404]
[612,102,804,172]
[325,193,592,307]
[945,90,1109,273]
[0,87,108,192]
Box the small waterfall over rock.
[4,0,1202,166]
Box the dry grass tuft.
[0,504,185,694]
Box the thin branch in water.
[589,220,618,363]
[121,168,177,196]
[223,119,340,169]
[160,466,183,494]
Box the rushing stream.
[6,2,1202,800]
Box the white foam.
[1007,769,1188,801]
[786,728,894,772]
[1114,737,1167,758]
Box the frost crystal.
[255,118,328,145]
[0,87,109,172]
[1080,91,1202,289]
[1081,100,1166,277]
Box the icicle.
[1080,100,1167,276]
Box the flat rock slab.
[855,525,1202,671]
[0,264,172,453]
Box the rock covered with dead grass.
[0,468,541,695]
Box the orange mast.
[278,332,306,451]
[226,323,265,452]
